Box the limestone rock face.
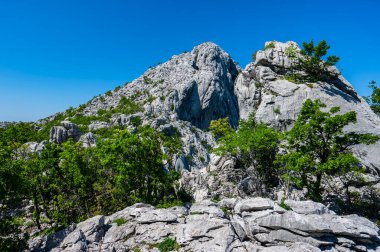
[40,41,379,172]
[49,121,82,144]
[28,198,380,252]
[24,141,47,154]
[49,125,68,144]
[83,42,239,130]
[235,41,380,174]
[61,121,82,141]
[88,121,110,131]
[78,132,96,148]
[61,42,239,170]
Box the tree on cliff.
[364,80,380,114]
[278,99,379,201]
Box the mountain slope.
[24,41,380,252]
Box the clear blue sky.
[1,0,379,121]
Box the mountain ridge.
[14,40,380,251]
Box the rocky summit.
[16,41,380,251]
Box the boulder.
[284,200,333,215]
[234,198,274,214]
[49,126,68,144]
[61,121,82,141]
[136,209,178,224]
[88,121,110,131]
[78,132,96,148]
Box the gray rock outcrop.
[49,125,68,144]
[28,198,380,252]
[235,41,380,174]
[78,132,96,148]
[49,121,82,144]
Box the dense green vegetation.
[212,99,379,210]
[213,115,280,189]
[209,117,234,139]
[0,123,186,251]
[157,237,180,252]
[277,99,379,201]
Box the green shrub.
[213,114,280,187]
[25,221,34,228]
[209,117,233,139]
[364,80,380,114]
[283,74,304,84]
[115,97,143,115]
[279,198,292,210]
[264,42,275,50]
[278,99,379,201]
[114,85,122,92]
[147,95,156,103]
[157,237,180,252]
[143,76,153,84]
[130,116,142,127]
[298,40,340,82]
[221,206,230,216]
[113,218,127,226]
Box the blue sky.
[1,0,379,121]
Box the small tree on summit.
[285,40,340,82]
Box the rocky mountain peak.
[12,41,380,252]
[254,40,300,71]
[38,41,380,173]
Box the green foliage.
[0,141,29,251]
[157,237,180,252]
[147,95,156,103]
[143,76,153,84]
[214,114,280,187]
[0,217,29,252]
[92,127,182,214]
[130,116,142,127]
[284,45,298,60]
[114,85,122,92]
[364,80,380,114]
[298,40,340,82]
[113,218,127,226]
[0,122,39,147]
[155,199,184,209]
[278,99,379,201]
[282,74,303,84]
[220,206,230,216]
[115,97,143,115]
[284,40,340,83]
[209,117,233,139]
[279,198,292,210]
[264,42,275,50]
[0,121,184,238]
